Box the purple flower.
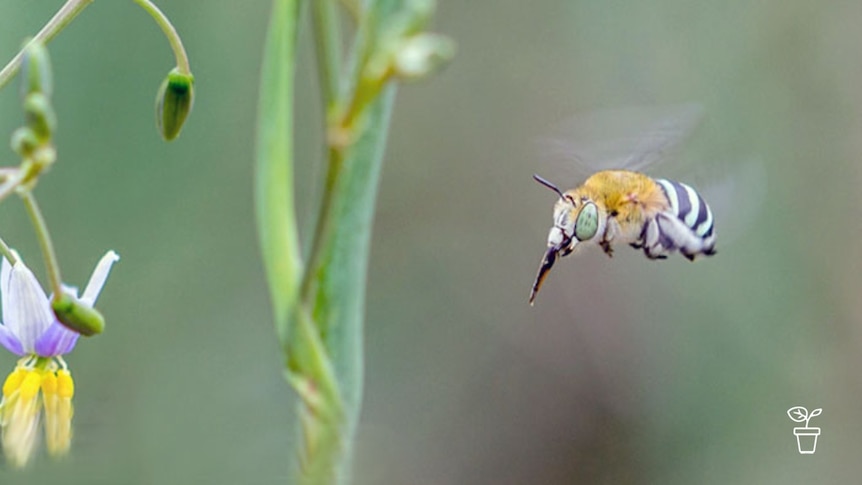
[0,250,119,358]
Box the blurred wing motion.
[690,157,767,246]
[538,103,704,182]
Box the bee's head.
[534,175,600,255]
[530,174,602,305]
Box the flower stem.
[0,0,94,91]
[0,235,17,265]
[133,0,192,75]
[312,0,343,111]
[20,191,63,299]
[0,171,27,205]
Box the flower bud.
[393,34,456,81]
[156,68,195,141]
[23,92,56,140]
[10,127,39,158]
[51,294,105,337]
[20,41,53,99]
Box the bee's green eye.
[574,202,598,241]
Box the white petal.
[81,251,120,306]
[1,256,12,312]
[5,262,53,353]
[59,284,80,299]
[1,249,23,320]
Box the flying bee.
[529,104,718,305]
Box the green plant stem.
[298,148,343,306]
[312,0,343,111]
[0,0,93,91]
[0,235,17,265]
[0,171,26,205]
[20,191,63,298]
[133,0,192,75]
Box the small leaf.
[255,0,302,344]
[809,408,822,418]
[23,92,56,140]
[10,127,39,157]
[20,41,53,99]
[787,406,808,422]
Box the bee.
[529,105,717,305]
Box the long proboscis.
[529,246,558,305]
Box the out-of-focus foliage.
[0,0,859,483]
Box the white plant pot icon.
[793,427,820,454]
[787,406,822,455]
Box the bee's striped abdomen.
[637,178,716,260]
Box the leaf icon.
[787,406,808,422]
[809,408,822,419]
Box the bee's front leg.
[599,239,614,258]
[599,218,620,258]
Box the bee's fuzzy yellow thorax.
[578,170,668,223]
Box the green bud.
[51,293,106,337]
[156,68,195,141]
[393,34,456,81]
[20,41,53,99]
[32,145,57,168]
[10,127,39,158]
[23,92,56,140]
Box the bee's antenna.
[533,174,565,199]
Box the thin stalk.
[301,0,346,309]
[133,0,192,75]
[0,0,94,91]
[0,235,18,265]
[0,171,27,205]
[298,148,344,305]
[312,0,343,111]
[20,191,63,298]
[0,168,19,181]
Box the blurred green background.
[1,1,860,483]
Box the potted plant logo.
[787,406,822,454]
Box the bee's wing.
[537,103,703,183]
[692,158,767,246]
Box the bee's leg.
[559,238,577,257]
[599,239,614,257]
[641,218,668,260]
[599,217,621,258]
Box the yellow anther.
[45,397,72,457]
[41,371,58,395]
[19,371,42,401]
[2,368,27,397]
[57,370,74,399]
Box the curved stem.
[0,235,18,265]
[0,0,94,91]
[20,191,63,299]
[133,0,192,75]
[0,170,27,206]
